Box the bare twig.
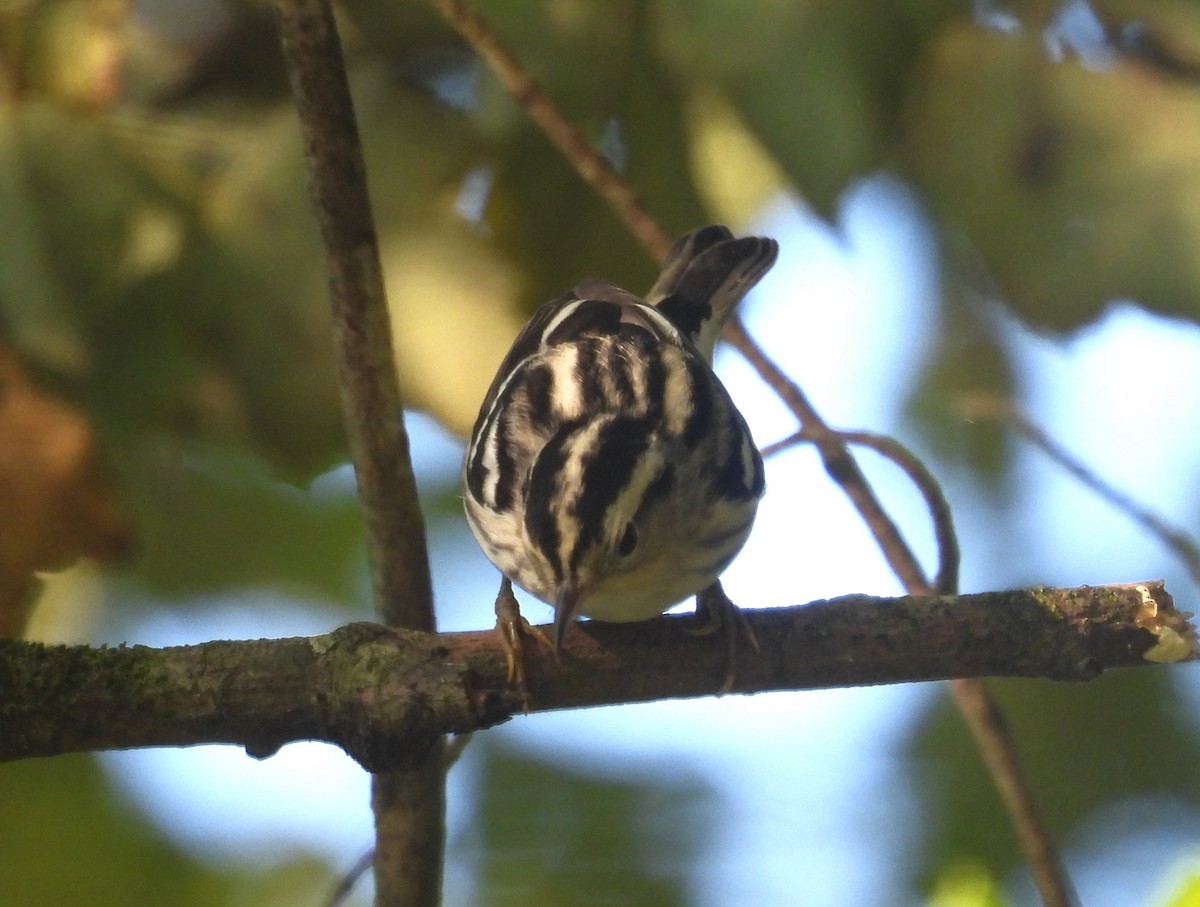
[743,361,1080,905]
[423,0,672,263]
[423,2,1080,902]
[958,393,1200,587]
[948,681,1080,906]
[326,850,375,907]
[764,427,961,595]
[728,327,937,592]
[726,337,1081,906]
[948,393,1200,899]
[272,2,441,905]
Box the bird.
[462,224,778,694]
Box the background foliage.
[3,0,1200,904]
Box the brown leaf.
[0,347,131,636]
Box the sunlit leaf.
[927,859,1010,907]
[658,0,959,213]
[681,86,791,228]
[1165,869,1200,907]
[18,0,130,110]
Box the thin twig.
[743,383,1076,907]
[325,849,375,907]
[948,681,1080,906]
[725,325,935,593]
[959,393,1200,587]
[764,427,961,595]
[726,308,1077,907]
[423,0,672,263]
[424,2,1079,904]
[272,3,442,906]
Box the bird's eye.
[618,522,639,557]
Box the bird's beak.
[553,582,579,652]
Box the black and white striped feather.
[463,225,778,634]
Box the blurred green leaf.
[4,5,1200,904]
[0,101,179,373]
[485,131,660,305]
[476,1,708,302]
[657,0,959,213]
[905,319,1019,492]
[0,754,235,907]
[475,739,719,907]
[114,443,367,608]
[903,11,1200,331]
[202,60,487,463]
[907,672,1200,892]
[0,753,352,907]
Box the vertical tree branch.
[425,2,1077,904]
[272,0,433,628]
[272,3,441,905]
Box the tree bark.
[4,581,1192,770]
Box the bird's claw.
[494,579,554,706]
[691,581,759,694]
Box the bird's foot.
[689,580,759,694]
[494,578,554,707]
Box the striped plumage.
[464,225,778,650]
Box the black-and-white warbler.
[463,225,778,688]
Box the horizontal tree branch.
[3,581,1193,772]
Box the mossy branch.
[4,582,1192,771]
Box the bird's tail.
[645,225,778,361]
